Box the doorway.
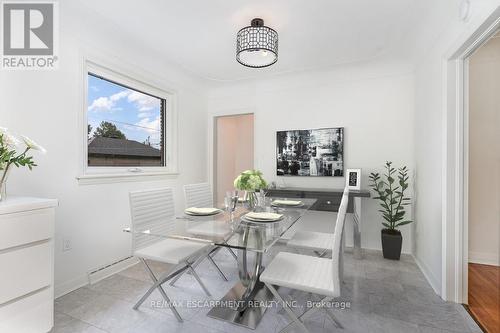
[442,7,500,306]
[213,114,254,206]
[466,30,500,333]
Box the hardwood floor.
[468,263,500,333]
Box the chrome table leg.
[207,225,273,329]
[352,198,363,259]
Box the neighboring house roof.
[88,136,160,158]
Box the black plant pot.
[381,229,402,260]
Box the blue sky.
[87,75,162,148]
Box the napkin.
[185,207,221,215]
[272,200,302,206]
[245,212,283,221]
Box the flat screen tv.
[276,127,344,177]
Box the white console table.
[0,197,58,333]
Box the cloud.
[88,96,113,112]
[136,116,160,134]
[137,112,150,119]
[127,91,159,111]
[88,89,159,114]
[135,116,161,147]
[88,90,129,112]
[110,90,129,101]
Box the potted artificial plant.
[369,161,412,260]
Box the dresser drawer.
[0,286,53,333]
[0,208,54,251]
[0,241,52,304]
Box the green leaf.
[395,220,413,227]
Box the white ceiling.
[77,0,433,82]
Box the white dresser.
[0,197,58,333]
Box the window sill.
[76,171,179,185]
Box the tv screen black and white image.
[276,127,344,177]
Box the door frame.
[210,112,255,204]
[442,6,500,303]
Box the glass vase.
[0,168,10,202]
[245,191,258,211]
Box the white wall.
[412,0,499,297]
[0,2,208,296]
[468,35,500,266]
[208,62,415,253]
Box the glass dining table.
[126,197,317,329]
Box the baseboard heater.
[87,256,139,285]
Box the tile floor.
[51,247,482,333]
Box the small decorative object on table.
[346,168,361,190]
[233,169,267,210]
[0,127,46,201]
[369,161,412,260]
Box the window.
[80,61,178,183]
[87,73,165,167]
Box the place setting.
[241,211,284,223]
[270,199,304,208]
[184,207,223,217]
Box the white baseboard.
[54,274,89,299]
[468,251,499,266]
[412,254,441,296]
[54,257,139,299]
[88,256,139,285]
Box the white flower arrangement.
[21,135,47,154]
[0,128,46,199]
[0,127,20,147]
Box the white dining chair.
[183,183,238,265]
[260,189,349,333]
[169,183,236,286]
[129,187,213,322]
[286,188,350,258]
[183,183,214,208]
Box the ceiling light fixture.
[236,18,278,68]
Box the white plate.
[241,215,284,223]
[184,209,222,217]
[271,201,304,207]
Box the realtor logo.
[1,1,58,69]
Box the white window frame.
[78,58,178,184]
